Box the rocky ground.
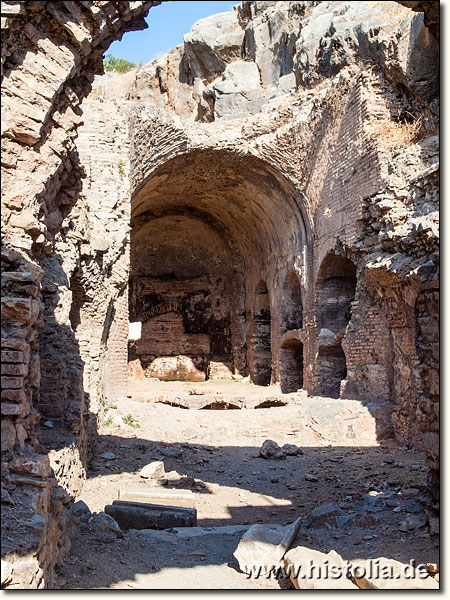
[56,382,439,589]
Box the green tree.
[103,53,136,73]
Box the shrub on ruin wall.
[103,53,136,73]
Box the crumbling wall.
[1,0,439,589]
[1,0,162,589]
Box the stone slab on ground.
[105,500,197,530]
[352,557,440,589]
[277,517,303,560]
[118,487,195,508]
[233,523,288,574]
[233,518,303,578]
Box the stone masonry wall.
[122,1,438,501]
[1,0,439,588]
[1,0,162,589]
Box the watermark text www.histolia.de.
[243,559,434,581]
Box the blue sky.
[107,1,239,65]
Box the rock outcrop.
[98,1,438,123]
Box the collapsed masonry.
[1,0,439,590]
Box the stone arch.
[130,148,312,266]
[315,252,357,397]
[130,148,310,383]
[251,280,272,386]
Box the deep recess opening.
[315,253,357,396]
[316,344,347,397]
[281,271,303,333]
[316,253,356,330]
[254,399,287,408]
[251,280,272,386]
[280,339,304,393]
[200,401,241,410]
[69,270,88,332]
[128,215,237,382]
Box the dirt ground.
[57,381,439,590]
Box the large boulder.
[241,1,304,89]
[207,61,265,119]
[260,439,286,460]
[144,355,206,382]
[140,461,166,480]
[233,523,289,575]
[184,10,245,80]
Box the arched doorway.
[129,149,310,386]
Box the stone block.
[1,350,25,363]
[1,4,25,16]
[143,355,207,382]
[310,502,345,527]
[1,362,28,376]
[73,500,92,522]
[282,444,303,456]
[8,210,41,232]
[1,401,29,417]
[11,475,47,488]
[140,460,165,480]
[1,389,27,403]
[1,297,32,324]
[1,418,16,452]
[283,545,356,589]
[233,523,287,574]
[184,10,243,79]
[9,454,51,478]
[1,338,29,352]
[1,376,24,389]
[89,511,122,536]
[260,439,286,459]
[105,500,197,530]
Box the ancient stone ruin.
[1,0,439,590]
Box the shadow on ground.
[56,432,438,590]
